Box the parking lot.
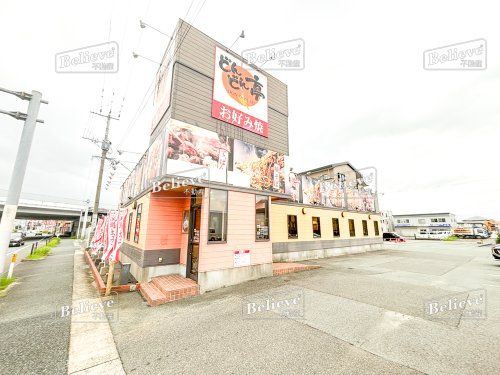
[107,240,499,374]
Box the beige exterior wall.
[198,189,272,273]
[270,202,381,243]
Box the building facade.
[119,19,382,294]
[393,213,457,239]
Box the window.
[349,219,356,237]
[208,189,228,242]
[288,215,298,239]
[255,195,269,240]
[362,220,368,236]
[312,217,321,238]
[332,218,340,237]
[134,204,142,243]
[431,218,446,223]
[374,221,379,236]
[337,173,346,183]
[126,212,133,240]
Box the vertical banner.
[102,211,118,260]
[212,46,269,137]
[102,208,128,262]
[90,217,104,255]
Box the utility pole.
[0,87,48,274]
[84,110,119,246]
[80,199,90,240]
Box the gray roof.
[298,161,359,176]
[393,213,454,217]
[463,216,491,221]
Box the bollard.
[7,254,17,279]
[30,243,35,255]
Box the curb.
[0,281,18,297]
[84,250,140,295]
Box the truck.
[453,225,489,239]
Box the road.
[5,237,55,271]
[0,239,75,375]
[108,240,500,374]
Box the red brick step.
[272,262,321,276]
[139,282,167,306]
[140,275,199,306]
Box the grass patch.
[443,235,459,241]
[47,237,61,247]
[0,277,15,290]
[25,245,52,260]
[24,236,61,261]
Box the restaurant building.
[118,20,382,299]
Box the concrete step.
[139,282,167,307]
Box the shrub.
[496,234,500,244]
[443,235,459,241]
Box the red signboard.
[211,100,268,137]
[212,46,269,137]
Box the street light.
[132,52,161,65]
[139,20,171,38]
[229,30,245,50]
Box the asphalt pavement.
[108,240,500,375]
[0,239,75,375]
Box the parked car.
[383,232,406,242]
[492,244,500,260]
[9,233,25,247]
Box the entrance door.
[186,191,202,281]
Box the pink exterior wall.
[198,189,272,273]
[146,191,189,262]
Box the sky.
[0,0,499,220]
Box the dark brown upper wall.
[165,19,289,155]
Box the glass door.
[187,190,202,281]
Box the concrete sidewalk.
[67,245,125,375]
[0,239,74,375]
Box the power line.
[116,0,205,149]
